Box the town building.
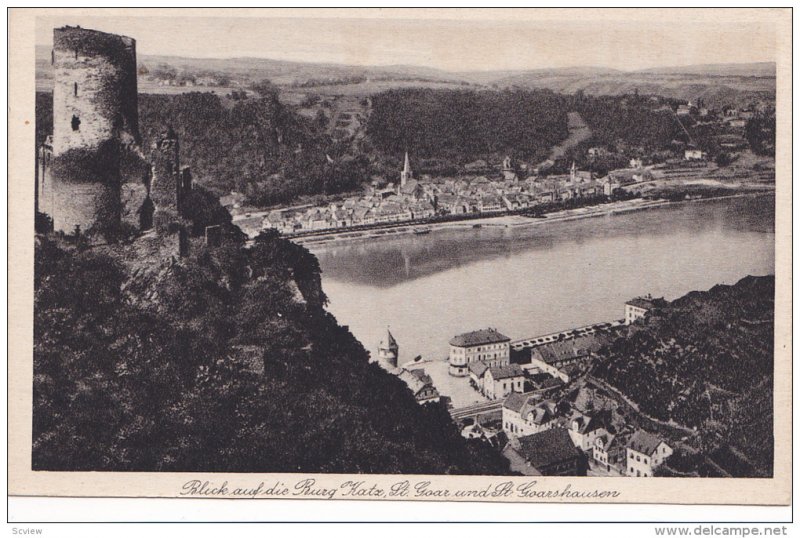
[483,364,525,400]
[626,430,673,477]
[528,334,606,372]
[567,410,615,451]
[592,429,627,473]
[502,393,559,437]
[469,361,524,399]
[503,428,586,476]
[624,296,662,324]
[501,156,517,181]
[396,369,440,404]
[448,328,511,376]
[684,148,706,161]
[219,191,246,211]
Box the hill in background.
[35,44,774,107]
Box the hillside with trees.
[367,88,569,164]
[33,231,509,474]
[36,91,370,207]
[592,276,774,477]
[574,93,685,151]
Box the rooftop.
[626,296,659,310]
[627,429,667,456]
[515,428,580,469]
[531,334,607,365]
[502,391,533,413]
[488,363,524,380]
[450,328,510,348]
[379,328,398,350]
[468,361,489,378]
[397,368,435,396]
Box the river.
[308,195,775,406]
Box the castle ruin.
[38,26,192,256]
[150,127,192,230]
[38,26,140,234]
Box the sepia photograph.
[7,7,792,513]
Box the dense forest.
[745,111,777,156]
[36,91,370,207]
[33,230,509,474]
[574,93,685,152]
[592,275,774,477]
[366,88,569,163]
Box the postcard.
[7,7,791,506]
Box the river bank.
[295,190,774,247]
[312,194,775,410]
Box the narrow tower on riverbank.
[377,328,399,370]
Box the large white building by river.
[448,328,511,376]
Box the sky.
[34,12,778,72]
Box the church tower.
[400,151,412,188]
[570,161,577,183]
[377,327,399,369]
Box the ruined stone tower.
[149,128,192,256]
[150,128,193,227]
[41,26,139,234]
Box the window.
[71,115,80,131]
[74,82,78,97]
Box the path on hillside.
[548,111,593,161]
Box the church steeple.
[400,151,412,187]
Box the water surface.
[311,196,775,374]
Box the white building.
[592,430,626,473]
[502,393,559,437]
[624,296,660,324]
[626,430,673,477]
[567,412,609,451]
[684,148,706,161]
[483,364,525,400]
[448,328,511,377]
